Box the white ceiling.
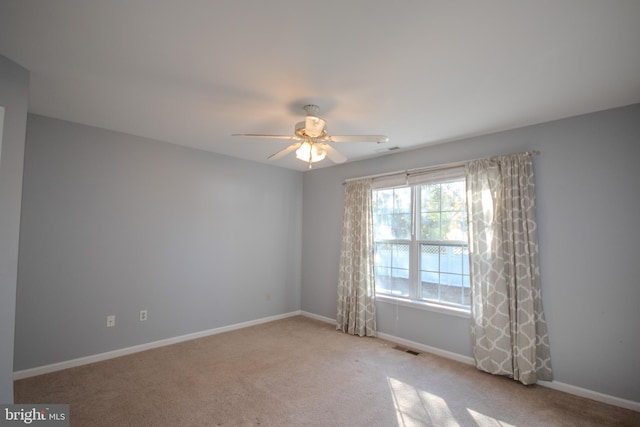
[1,1,639,171]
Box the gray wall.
[11,102,640,403]
[301,104,640,402]
[15,115,303,370]
[0,55,29,404]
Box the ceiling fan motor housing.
[295,120,327,139]
[298,104,326,138]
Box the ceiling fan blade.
[322,144,347,164]
[232,134,299,141]
[268,142,302,160]
[325,135,389,144]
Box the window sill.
[375,295,471,319]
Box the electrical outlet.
[107,315,115,327]
[140,310,148,321]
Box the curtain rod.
[343,150,540,184]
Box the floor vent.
[393,345,420,356]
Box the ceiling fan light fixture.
[295,141,326,163]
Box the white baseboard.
[14,311,639,413]
[538,380,640,413]
[299,311,336,325]
[295,311,475,366]
[375,330,639,413]
[375,331,476,366]
[13,311,302,380]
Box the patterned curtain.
[336,179,376,337]
[465,152,552,385]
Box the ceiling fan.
[233,104,389,168]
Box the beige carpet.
[14,316,640,426]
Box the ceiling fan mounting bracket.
[302,104,320,117]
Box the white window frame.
[372,167,470,316]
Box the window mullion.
[410,185,420,300]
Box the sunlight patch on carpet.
[466,408,516,427]
[387,376,456,426]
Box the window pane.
[462,247,470,275]
[463,276,471,306]
[375,243,392,268]
[441,272,463,287]
[391,243,409,270]
[441,212,467,242]
[420,244,439,271]
[421,184,440,212]
[440,181,466,212]
[419,243,470,307]
[373,189,393,214]
[440,246,463,274]
[391,213,411,239]
[420,212,441,240]
[374,242,409,297]
[420,180,468,243]
[373,188,411,240]
[373,213,411,240]
[440,279,463,305]
[421,281,438,301]
[420,270,439,283]
[394,188,411,213]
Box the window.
[372,168,470,310]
